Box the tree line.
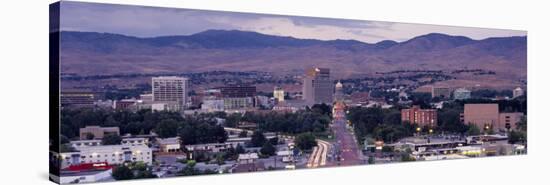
[60,109,227,145]
[224,104,332,135]
[347,107,417,144]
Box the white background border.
[0,0,547,185]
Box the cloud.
[206,16,390,42]
[59,1,526,43]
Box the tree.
[466,124,481,136]
[112,165,134,180]
[155,119,179,138]
[59,144,77,153]
[438,109,468,134]
[178,119,227,145]
[235,144,246,154]
[373,124,407,143]
[178,160,200,176]
[85,133,95,140]
[216,154,225,165]
[186,160,197,168]
[223,146,237,160]
[135,170,156,179]
[295,133,317,151]
[130,161,147,171]
[400,151,416,162]
[60,135,70,144]
[516,116,527,132]
[128,162,157,179]
[238,130,248,138]
[381,146,393,153]
[250,131,267,147]
[383,110,402,125]
[260,142,276,156]
[225,113,242,128]
[101,134,122,145]
[212,125,228,143]
[368,156,375,164]
[268,137,279,145]
[311,104,332,117]
[508,130,526,144]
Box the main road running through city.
[332,102,363,166]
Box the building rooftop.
[152,76,188,80]
[238,153,259,160]
[157,137,180,145]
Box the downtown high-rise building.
[273,86,285,102]
[220,85,256,110]
[302,68,333,105]
[152,76,189,111]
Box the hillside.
[59,30,527,84]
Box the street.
[332,103,363,166]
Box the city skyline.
[51,2,528,184]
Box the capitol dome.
[335,81,343,89]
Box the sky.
[59,1,526,43]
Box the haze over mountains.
[59,29,526,82]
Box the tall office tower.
[152,76,189,111]
[273,86,285,102]
[302,68,333,105]
[220,86,256,109]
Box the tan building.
[79,126,120,140]
[157,137,181,153]
[499,112,524,130]
[461,104,524,131]
[462,104,499,130]
[431,86,451,99]
[401,105,437,127]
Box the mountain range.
[59,29,526,83]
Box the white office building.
[201,99,225,112]
[152,76,189,111]
[513,87,524,98]
[60,145,153,168]
[70,138,149,150]
[453,88,471,100]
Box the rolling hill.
[58,29,527,83]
